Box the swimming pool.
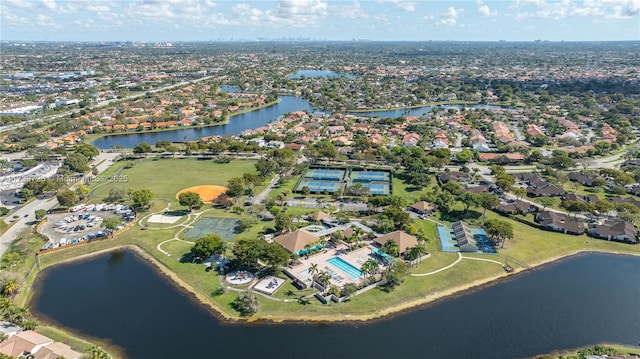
[327,257,363,280]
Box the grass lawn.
[19,158,640,323]
[89,157,259,206]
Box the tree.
[381,240,400,257]
[131,189,153,209]
[455,149,475,163]
[226,177,245,198]
[539,197,555,211]
[190,234,224,261]
[56,189,78,207]
[458,192,480,213]
[406,244,427,267]
[178,191,203,212]
[101,216,122,235]
[255,158,277,177]
[262,242,290,269]
[64,152,89,173]
[595,199,614,216]
[1,279,19,298]
[85,345,111,359]
[76,184,90,201]
[381,261,408,292]
[484,219,514,248]
[132,142,153,154]
[478,192,500,217]
[360,258,380,283]
[274,212,293,232]
[232,238,262,268]
[74,144,100,159]
[106,187,127,202]
[34,209,46,221]
[495,174,515,191]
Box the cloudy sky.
[1,0,639,41]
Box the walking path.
[411,252,462,277]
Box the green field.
[90,158,259,206]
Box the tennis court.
[437,225,459,252]
[437,225,496,253]
[304,168,346,181]
[183,217,240,241]
[295,179,344,193]
[359,183,391,195]
[351,170,390,182]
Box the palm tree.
[308,263,319,285]
[360,259,380,284]
[86,345,111,359]
[406,245,427,267]
[1,280,19,298]
[316,271,332,294]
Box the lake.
[91,94,499,149]
[31,251,640,359]
[91,96,313,149]
[287,69,357,79]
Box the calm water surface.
[91,96,313,149]
[31,251,640,359]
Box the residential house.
[0,331,53,358]
[401,133,420,147]
[495,200,539,215]
[436,171,472,184]
[477,153,525,162]
[568,172,598,187]
[588,220,638,244]
[535,211,584,235]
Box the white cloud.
[41,0,56,10]
[0,5,32,27]
[511,0,639,20]
[437,6,462,25]
[5,0,34,8]
[227,0,329,28]
[36,13,60,28]
[333,1,369,19]
[375,0,417,12]
[477,0,498,16]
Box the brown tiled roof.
[274,230,320,253]
[374,230,418,254]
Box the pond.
[31,251,640,359]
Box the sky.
[1,0,639,41]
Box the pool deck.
[286,244,383,288]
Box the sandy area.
[147,214,181,224]
[176,185,227,204]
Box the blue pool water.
[327,257,363,280]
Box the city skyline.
[1,0,639,42]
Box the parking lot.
[39,203,135,250]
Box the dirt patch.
[176,185,227,203]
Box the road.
[0,151,118,259]
[0,75,216,133]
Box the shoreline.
[85,98,281,146]
[31,244,640,325]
